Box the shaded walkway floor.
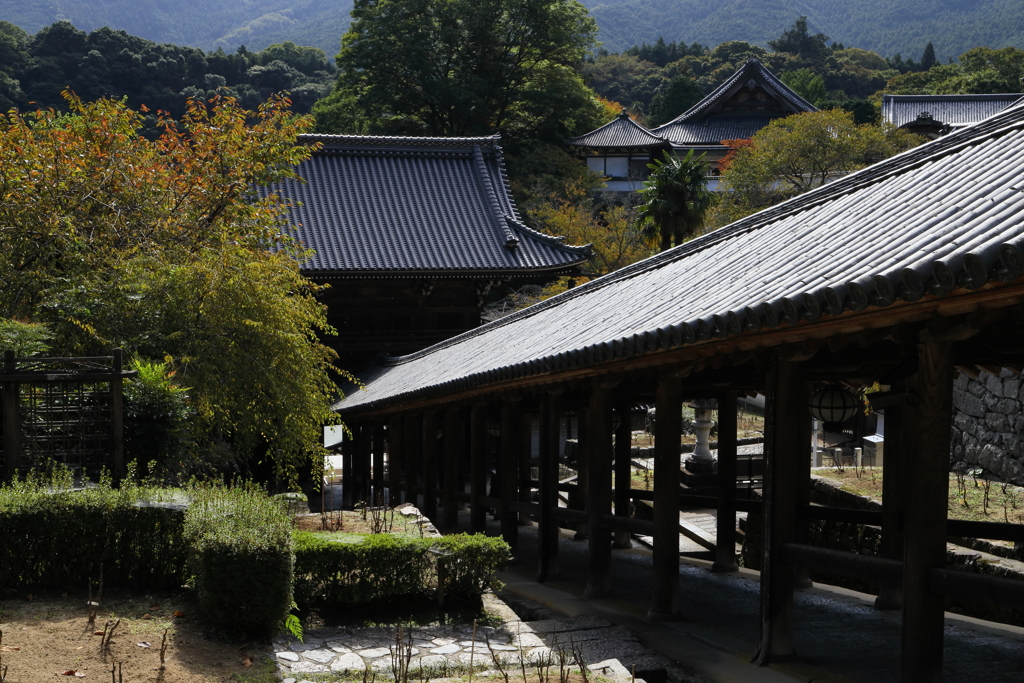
[480,514,1024,683]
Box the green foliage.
[316,0,604,142]
[646,74,703,127]
[0,470,187,590]
[0,319,52,357]
[292,532,510,605]
[124,360,194,476]
[780,68,826,107]
[886,46,1024,96]
[768,16,830,63]
[184,484,294,639]
[636,150,713,252]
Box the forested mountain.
[0,0,354,57]
[583,0,1024,61]
[3,0,1023,63]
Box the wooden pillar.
[499,397,521,549]
[519,411,533,525]
[900,333,953,683]
[755,357,803,663]
[538,389,563,582]
[3,350,20,479]
[649,375,682,621]
[443,407,463,533]
[877,394,906,611]
[613,402,633,549]
[372,422,385,505]
[387,416,404,505]
[340,427,355,508]
[421,410,438,523]
[404,413,419,506]
[469,403,488,533]
[586,381,615,599]
[111,348,125,482]
[794,384,813,589]
[574,409,590,539]
[713,393,738,573]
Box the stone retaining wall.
[951,368,1024,485]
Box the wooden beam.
[443,407,463,533]
[878,395,907,611]
[538,389,563,582]
[372,421,385,505]
[613,402,633,549]
[403,413,419,506]
[781,544,903,583]
[421,410,438,523]
[900,332,954,683]
[499,397,521,550]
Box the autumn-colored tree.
[0,93,342,482]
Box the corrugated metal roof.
[567,111,670,148]
[663,117,775,146]
[882,94,1023,129]
[257,134,591,276]
[337,101,1024,413]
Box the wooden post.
[470,403,488,533]
[404,413,419,506]
[538,389,563,582]
[3,350,20,479]
[755,358,803,663]
[499,397,521,550]
[422,410,438,523]
[794,384,813,589]
[387,416,403,505]
[877,394,906,611]
[111,349,125,482]
[372,422,385,505]
[713,392,738,573]
[586,381,615,598]
[574,408,590,539]
[443,407,463,533]
[613,402,633,549]
[900,333,953,682]
[519,410,533,525]
[341,424,358,508]
[649,375,682,621]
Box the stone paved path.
[274,593,669,681]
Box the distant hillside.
[0,0,353,57]
[583,0,1024,61]
[3,0,1023,62]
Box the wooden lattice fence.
[1,349,135,481]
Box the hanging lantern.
[808,383,859,432]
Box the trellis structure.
[1,349,135,481]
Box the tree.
[780,68,827,107]
[636,150,714,252]
[0,93,343,483]
[768,17,830,63]
[711,110,923,226]
[647,74,704,126]
[920,41,937,71]
[313,0,603,141]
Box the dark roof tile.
[567,110,669,148]
[882,94,1023,129]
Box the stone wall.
[951,368,1024,485]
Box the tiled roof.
[567,110,670,148]
[653,59,816,144]
[882,94,1023,129]
[337,100,1024,413]
[257,134,590,276]
[664,117,776,146]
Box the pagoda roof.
[882,94,1023,130]
[257,134,591,278]
[653,59,817,145]
[567,110,670,149]
[336,98,1024,413]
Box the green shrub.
[183,485,293,639]
[0,471,187,590]
[123,359,194,476]
[293,532,510,606]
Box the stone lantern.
[687,398,717,473]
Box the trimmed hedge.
[293,532,510,605]
[0,475,187,590]
[183,486,294,640]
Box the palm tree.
[636,149,714,252]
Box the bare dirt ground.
[0,590,276,683]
